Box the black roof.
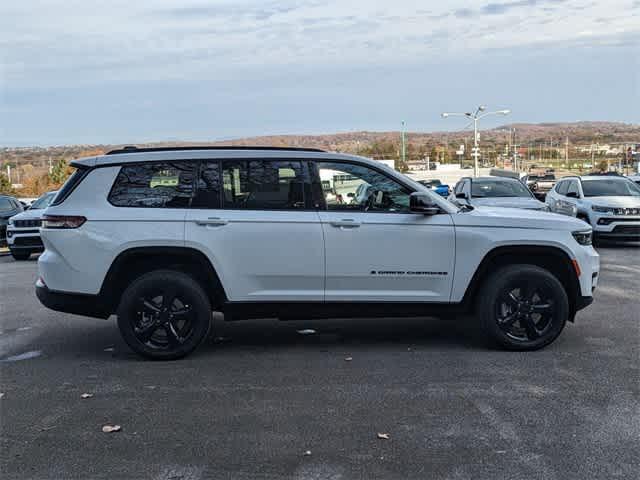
[106,145,325,155]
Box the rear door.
[185,159,324,302]
[313,160,455,302]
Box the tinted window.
[109,162,195,208]
[0,198,14,212]
[30,192,57,210]
[454,181,465,194]
[191,161,221,209]
[221,160,305,210]
[471,179,532,198]
[567,180,580,196]
[555,181,568,195]
[317,162,410,212]
[582,179,640,197]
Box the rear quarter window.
[108,162,196,208]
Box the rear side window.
[51,167,90,206]
[109,162,195,208]
[221,160,306,210]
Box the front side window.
[0,198,14,212]
[471,179,532,198]
[567,180,580,197]
[317,162,410,212]
[221,160,306,210]
[582,179,640,197]
[555,181,568,195]
[109,162,195,208]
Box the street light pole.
[401,120,406,168]
[441,106,511,177]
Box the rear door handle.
[195,217,228,227]
[329,219,361,229]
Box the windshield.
[471,179,532,198]
[582,179,640,197]
[30,192,56,209]
[0,198,15,212]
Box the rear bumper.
[35,280,110,319]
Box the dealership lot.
[0,247,638,479]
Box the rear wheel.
[117,270,212,360]
[11,250,31,261]
[477,265,569,350]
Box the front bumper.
[590,214,640,240]
[6,228,44,251]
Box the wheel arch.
[99,246,227,314]
[461,245,581,320]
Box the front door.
[314,161,455,303]
[185,159,324,302]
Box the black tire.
[117,270,212,360]
[11,250,31,261]
[477,264,569,351]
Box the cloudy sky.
[1,0,638,145]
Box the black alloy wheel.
[478,264,569,350]
[117,270,212,360]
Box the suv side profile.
[36,147,599,359]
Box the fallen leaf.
[0,393,4,399]
[297,329,316,335]
[377,433,390,440]
[303,450,312,456]
[344,357,353,361]
[102,425,121,433]
[81,393,94,399]
[103,346,115,352]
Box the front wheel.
[477,265,569,351]
[117,270,212,360]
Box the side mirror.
[455,192,468,199]
[566,191,579,199]
[347,192,355,198]
[410,192,440,215]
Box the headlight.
[8,218,14,225]
[591,205,615,214]
[572,230,593,246]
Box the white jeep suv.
[36,146,599,359]
[546,175,640,242]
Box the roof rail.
[106,145,325,155]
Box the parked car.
[6,191,58,260]
[626,174,640,186]
[0,195,24,247]
[417,179,450,197]
[546,175,640,241]
[36,146,598,359]
[448,177,549,211]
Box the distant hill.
[1,122,638,168]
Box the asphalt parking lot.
[1,246,638,480]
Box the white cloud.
[1,0,638,88]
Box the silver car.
[448,176,549,211]
[546,175,640,241]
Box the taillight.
[42,215,86,229]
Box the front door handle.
[329,219,361,229]
[195,217,228,227]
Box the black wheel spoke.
[165,323,184,346]
[161,288,177,310]
[172,305,192,318]
[136,323,160,342]
[141,298,160,314]
[520,316,540,340]
[532,302,552,312]
[507,291,520,306]
[498,313,518,328]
